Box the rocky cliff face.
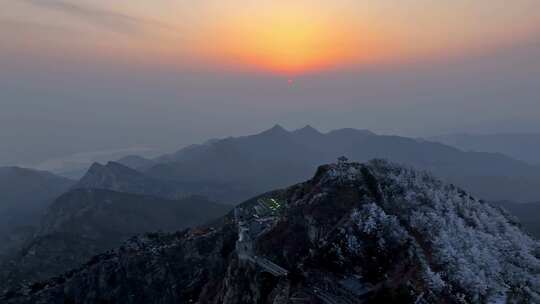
[75,162,186,200]
[76,161,247,204]
[3,160,539,304]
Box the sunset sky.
[3,0,540,73]
[1,0,540,165]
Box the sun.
[287,79,294,86]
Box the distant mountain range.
[492,201,540,238]
[1,126,540,302]
[2,126,540,259]
[30,147,160,179]
[4,160,538,303]
[118,125,540,203]
[0,167,74,258]
[428,133,540,165]
[82,140,540,238]
[77,161,248,203]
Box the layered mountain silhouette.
[0,189,230,291]
[124,125,540,203]
[75,161,186,199]
[2,126,539,303]
[116,155,156,171]
[429,133,540,165]
[0,167,74,257]
[3,160,538,303]
[76,161,247,203]
[492,201,540,238]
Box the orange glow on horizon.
[6,0,540,75]
[200,3,389,75]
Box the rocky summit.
[3,160,539,304]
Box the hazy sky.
[1,0,540,166]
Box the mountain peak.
[85,161,137,176]
[86,162,106,173]
[74,161,188,200]
[76,161,143,190]
[105,161,137,172]
[260,124,289,136]
[116,155,155,170]
[293,125,323,136]
[270,124,286,131]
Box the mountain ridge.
[138,125,540,203]
[0,188,231,291]
[3,160,539,303]
[74,161,187,200]
[428,133,540,165]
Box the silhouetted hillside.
[116,155,156,171]
[428,133,540,164]
[0,189,230,291]
[492,201,540,238]
[143,126,540,203]
[77,161,247,203]
[0,167,74,257]
[75,162,186,199]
